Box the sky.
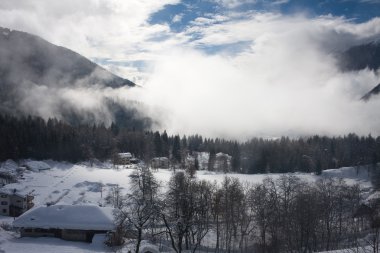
[1,0,380,139]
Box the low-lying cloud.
[1,1,380,139]
[136,15,380,139]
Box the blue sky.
[150,0,380,32]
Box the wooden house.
[13,204,115,243]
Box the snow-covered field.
[0,160,375,252]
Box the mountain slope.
[0,27,153,129]
[361,83,380,101]
[339,41,380,72]
[338,40,380,101]
[0,27,134,90]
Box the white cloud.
[172,14,183,23]
[136,14,380,139]
[215,0,257,8]
[271,0,290,5]
[1,1,380,139]
[0,0,180,82]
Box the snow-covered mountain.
[338,40,380,101]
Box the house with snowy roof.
[13,204,116,243]
[214,152,232,172]
[0,159,21,184]
[114,152,133,165]
[24,161,51,172]
[0,188,34,217]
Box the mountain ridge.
[0,27,153,130]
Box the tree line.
[112,167,380,253]
[1,114,380,174]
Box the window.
[0,195,7,198]
[0,201,7,205]
[2,209,6,213]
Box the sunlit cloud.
[0,0,380,139]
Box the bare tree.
[117,166,160,253]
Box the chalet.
[0,188,34,217]
[214,152,232,172]
[13,204,115,243]
[114,152,133,165]
[193,152,209,170]
[0,160,21,184]
[24,161,51,172]
[151,157,170,169]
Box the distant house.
[0,188,34,217]
[24,161,51,172]
[13,205,115,243]
[0,160,21,184]
[193,152,209,170]
[214,152,232,172]
[151,157,170,169]
[114,153,133,165]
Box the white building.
[0,188,34,217]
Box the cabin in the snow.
[0,160,21,184]
[114,152,133,165]
[24,161,51,172]
[213,152,232,172]
[0,188,34,217]
[13,205,115,243]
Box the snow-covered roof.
[24,161,51,172]
[152,157,169,161]
[216,152,231,158]
[13,205,115,231]
[0,188,28,198]
[118,153,132,159]
[0,159,19,177]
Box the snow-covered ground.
[0,160,376,252]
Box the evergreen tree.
[208,146,216,171]
[153,131,162,157]
[231,142,241,172]
[162,130,169,157]
[172,135,181,163]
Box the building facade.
[0,190,34,217]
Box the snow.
[13,205,115,231]
[0,160,375,252]
[0,159,19,177]
[118,153,132,159]
[0,233,112,253]
[0,188,30,198]
[24,161,50,172]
